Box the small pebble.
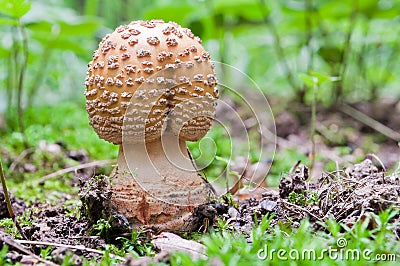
[260,199,277,212]
[228,207,239,219]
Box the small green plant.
[214,217,234,233]
[63,200,82,217]
[0,218,19,237]
[287,191,320,206]
[306,191,320,205]
[287,191,307,206]
[220,192,239,209]
[170,208,400,266]
[40,246,53,261]
[117,229,155,258]
[299,72,340,173]
[60,251,75,266]
[92,218,111,239]
[0,245,12,266]
[97,246,113,266]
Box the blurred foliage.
[2,102,116,157]
[79,0,400,104]
[0,0,100,108]
[1,0,399,113]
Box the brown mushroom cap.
[84,20,218,145]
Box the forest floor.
[1,99,400,265]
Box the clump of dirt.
[79,175,113,225]
[0,197,108,264]
[24,204,94,246]
[225,159,400,233]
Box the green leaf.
[300,72,339,87]
[309,71,332,84]
[213,0,265,21]
[318,46,343,64]
[143,6,196,26]
[27,18,100,37]
[0,17,18,26]
[0,0,31,19]
[299,73,317,87]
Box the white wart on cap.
[84,20,218,144]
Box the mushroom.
[84,20,218,231]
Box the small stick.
[8,148,35,172]
[0,160,15,221]
[0,232,57,266]
[335,161,340,179]
[0,160,27,240]
[340,103,400,142]
[37,159,115,183]
[366,153,387,184]
[366,153,386,172]
[394,143,400,174]
[289,160,301,174]
[15,239,126,262]
[281,200,323,221]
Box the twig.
[0,160,27,240]
[335,161,340,179]
[37,159,115,183]
[281,199,323,221]
[376,199,400,207]
[0,160,15,220]
[15,239,126,262]
[289,160,301,174]
[8,148,35,172]
[340,103,400,142]
[395,143,400,174]
[366,153,387,184]
[0,232,57,266]
[366,153,386,172]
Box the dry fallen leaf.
[152,232,207,260]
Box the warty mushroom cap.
[84,20,218,145]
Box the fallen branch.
[37,159,116,183]
[15,239,126,262]
[0,232,57,266]
[340,103,400,142]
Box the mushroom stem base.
[111,133,215,231]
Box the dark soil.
[1,101,400,264]
[224,159,400,235]
[2,159,399,265]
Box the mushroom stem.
[112,131,214,228]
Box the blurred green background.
[2,0,400,111]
